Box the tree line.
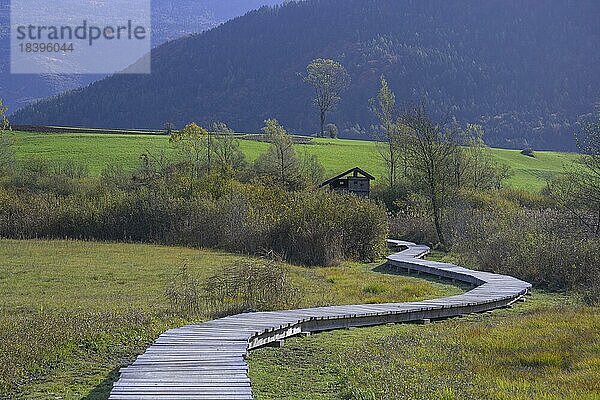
[162,118,325,193]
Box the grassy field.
[10,131,579,191]
[249,293,600,400]
[0,239,460,399]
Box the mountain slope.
[12,0,600,150]
[0,0,283,112]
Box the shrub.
[6,159,91,196]
[496,187,552,209]
[370,183,411,213]
[387,186,599,303]
[449,207,600,304]
[325,123,339,138]
[521,148,535,157]
[165,266,202,317]
[389,212,438,245]
[203,260,299,317]
[164,260,300,319]
[0,180,388,266]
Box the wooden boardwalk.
[109,240,531,399]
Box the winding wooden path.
[109,240,531,399]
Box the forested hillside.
[12,0,600,150]
[0,0,283,112]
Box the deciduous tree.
[211,122,247,177]
[163,122,174,136]
[170,122,211,175]
[254,119,302,189]
[0,99,8,131]
[370,76,404,187]
[550,115,600,237]
[453,123,511,190]
[304,59,350,137]
[0,98,14,174]
[401,107,459,247]
[300,152,325,188]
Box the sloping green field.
[10,132,578,191]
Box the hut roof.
[319,167,375,188]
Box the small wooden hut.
[319,167,375,197]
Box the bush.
[164,260,300,319]
[165,266,202,317]
[389,212,438,245]
[325,123,339,138]
[449,207,600,304]
[203,260,299,317]
[521,148,535,157]
[387,186,599,303]
[0,180,388,266]
[3,159,94,199]
[370,183,411,213]
[269,190,388,265]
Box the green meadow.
[0,239,459,398]
[249,293,600,400]
[11,132,578,191]
[5,240,596,399]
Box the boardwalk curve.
[109,240,531,399]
